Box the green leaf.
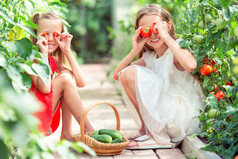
[32,63,50,85]
[6,65,29,94]
[17,24,38,38]
[74,142,97,157]
[0,139,9,159]
[0,10,16,25]
[0,53,7,68]
[15,38,33,58]
[1,41,17,54]
[25,20,38,30]
[17,63,37,76]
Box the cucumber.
[110,138,123,144]
[98,129,122,139]
[93,130,99,135]
[91,134,112,143]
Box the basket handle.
[80,102,121,143]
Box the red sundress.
[29,56,61,135]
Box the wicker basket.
[73,102,130,156]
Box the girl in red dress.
[30,12,94,141]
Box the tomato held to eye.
[200,64,212,76]
[152,22,159,34]
[43,32,47,36]
[54,32,60,37]
[140,26,151,38]
[214,91,225,101]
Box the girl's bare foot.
[60,133,74,142]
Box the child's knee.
[119,67,135,83]
[58,73,75,86]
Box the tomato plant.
[174,0,238,158]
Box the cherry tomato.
[54,32,60,37]
[225,81,235,86]
[43,32,47,36]
[214,91,225,101]
[200,64,212,76]
[140,26,151,38]
[193,35,203,44]
[210,83,218,93]
[205,14,211,23]
[215,18,225,30]
[152,22,159,34]
[204,58,215,66]
[212,67,217,73]
[208,108,220,118]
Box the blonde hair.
[31,12,66,71]
[135,4,177,58]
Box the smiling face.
[139,15,168,50]
[37,18,62,54]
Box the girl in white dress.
[113,4,205,147]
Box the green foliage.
[65,0,113,62]
[0,0,96,158]
[174,0,238,158]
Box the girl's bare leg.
[52,73,94,140]
[59,98,73,141]
[119,67,146,135]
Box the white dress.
[119,48,205,147]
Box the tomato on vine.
[200,64,212,76]
[204,58,215,66]
[215,18,225,30]
[205,14,211,23]
[140,26,151,38]
[210,83,218,93]
[214,91,225,101]
[193,35,203,44]
[208,108,220,118]
[225,81,235,86]
[212,67,217,73]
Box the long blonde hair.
[135,4,177,58]
[31,12,66,71]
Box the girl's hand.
[54,32,73,55]
[153,21,170,39]
[131,26,149,54]
[36,32,48,56]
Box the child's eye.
[43,32,48,36]
[54,32,60,37]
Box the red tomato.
[54,32,60,37]
[210,83,218,93]
[234,155,238,159]
[140,26,151,37]
[200,64,212,76]
[152,22,159,34]
[227,114,232,119]
[213,83,218,91]
[212,67,217,73]
[225,81,235,86]
[214,91,225,101]
[204,58,215,66]
[43,32,47,36]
